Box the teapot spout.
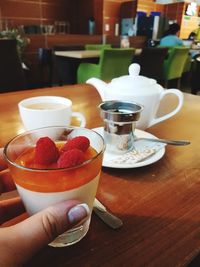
[86,78,107,101]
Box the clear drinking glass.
[4,126,105,247]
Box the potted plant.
[0,28,30,62]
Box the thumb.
[0,200,89,266]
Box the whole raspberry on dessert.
[61,136,90,152]
[35,137,60,165]
[57,149,85,168]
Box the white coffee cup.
[18,96,86,130]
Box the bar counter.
[0,84,200,267]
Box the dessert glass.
[4,126,105,247]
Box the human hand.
[0,148,89,267]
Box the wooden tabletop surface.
[0,84,200,267]
[54,50,101,59]
[54,49,142,59]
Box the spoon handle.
[137,138,190,146]
[93,199,123,229]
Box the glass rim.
[4,126,105,172]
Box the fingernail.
[68,203,90,224]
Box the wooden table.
[53,49,142,85]
[53,50,101,85]
[54,49,142,59]
[54,50,101,59]
[0,85,200,267]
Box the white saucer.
[92,127,166,169]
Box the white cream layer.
[16,173,100,215]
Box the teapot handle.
[149,89,184,127]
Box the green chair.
[162,46,190,88]
[85,44,112,50]
[183,54,192,73]
[77,48,135,83]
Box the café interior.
[0,0,200,267]
[1,0,200,91]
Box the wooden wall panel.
[103,0,130,35]
[1,1,41,21]
[0,0,70,28]
[67,0,102,34]
[69,0,94,34]
[41,3,70,23]
[103,0,120,35]
[94,0,103,34]
[163,2,187,39]
[164,2,184,24]
[137,0,165,14]
[120,0,137,18]
[104,1,121,18]
[0,0,171,36]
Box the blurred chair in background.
[132,47,168,81]
[77,48,135,83]
[161,46,189,88]
[0,39,26,92]
[190,54,200,94]
[181,52,193,90]
[53,45,84,85]
[182,53,192,74]
[38,48,53,87]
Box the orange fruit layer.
[9,146,103,193]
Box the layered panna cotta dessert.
[9,135,103,215]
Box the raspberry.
[35,137,59,165]
[61,136,90,152]
[57,149,85,168]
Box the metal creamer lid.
[99,100,143,123]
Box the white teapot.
[87,63,184,130]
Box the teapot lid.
[110,63,158,94]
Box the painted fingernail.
[68,203,90,224]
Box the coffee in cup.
[18,96,86,130]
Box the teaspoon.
[134,136,190,146]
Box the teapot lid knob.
[129,63,140,76]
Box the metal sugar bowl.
[99,101,143,154]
